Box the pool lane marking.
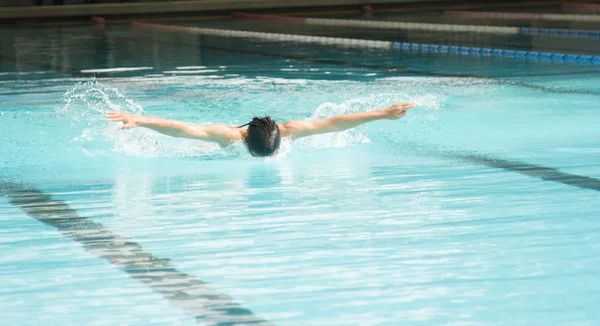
[440,151,600,192]
[232,12,519,34]
[445,10,600,22]
[236,12,520,34]
[233,12,600,40]
[0,182,272,326]
[131,22,600,66]
[380,140,600,193]
[131,21,393,49]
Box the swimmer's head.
[242,116,280,157]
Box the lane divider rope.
[233,12,600,40]
[233,12,518,35]
[132,21,392,49]
[131,21,600,65]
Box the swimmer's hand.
[383,103,416,120]
[105,111,139,129]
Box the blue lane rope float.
[519,27,600,39]
[132,22,600,66]
[389,41,600,64]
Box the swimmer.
[105,102,415,157]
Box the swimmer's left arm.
[280,103,415,138]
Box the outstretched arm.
[104,111,241,147]
[280,103,415,138]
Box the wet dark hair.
[240,116,280,157]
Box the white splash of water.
[57,79,224,158]
[297,88,443,150]
[59,78,144,121]
[298,99,372,149]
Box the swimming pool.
[2,7,600,325]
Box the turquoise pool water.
[2,14,600,325]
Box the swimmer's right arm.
[104,111,240,147]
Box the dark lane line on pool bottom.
[447,152,600,192]
[397,141,600,192]
[0,181,273,326]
